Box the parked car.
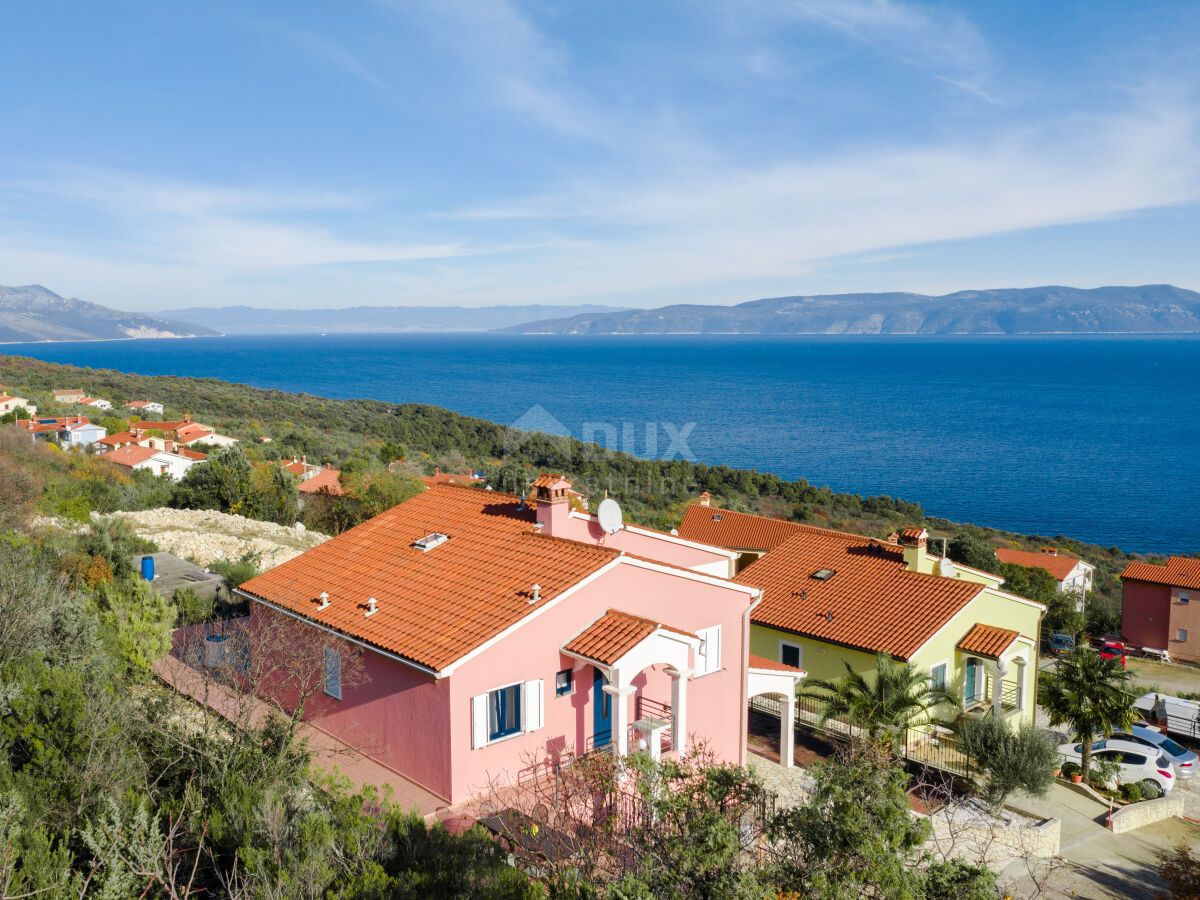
[1098,640,1126,667]
[1134,693,1200,741]
[1056,740,1175,797]
[1093,725,1197,780]
[1048,633,1075,655]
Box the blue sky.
[2,1,1199,311]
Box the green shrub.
[1060,761,1080,779]
[1119,782,1142,802]
[172,586,214,626]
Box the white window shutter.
[471,694,488,749]
[523,679,544,732]
[699,626,722,675]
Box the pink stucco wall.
[250,604,455,801]
[446,561,753,805]
[545,511,732,574]
[1122,580,1170,651]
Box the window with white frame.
[323,647,342,700]
[1178,628,1190,643]
[779,641,802,670]
[696,625,723,676]
[471,680,544,748]
[1180,592,1191,604]
[930,662,947,692]
[555,668,574,696]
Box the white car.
[1057,739,1176,797]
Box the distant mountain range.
[499,285,1200,335]
[0,285,217,343]
[159,304,627,334]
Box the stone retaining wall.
[1108,794,1185,834]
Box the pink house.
[236,477,803,808]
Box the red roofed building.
[1121,557,1200,661]
[995,546,1095,596]
[227,480,801,807]
[680,500,1043,733]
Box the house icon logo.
[504,404,574,457]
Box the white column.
[990,659,1005,718]
[1014,658,1026,712]
[781,692,796,768]
[604,683,636,757]
[666,666,690,756]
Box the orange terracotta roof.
[736,529,983,660]
[678,505,805,550]
[532,473,571,491]
[177,448,207,461]
[424,471,485,486]
[16,416,91,433]
[995,547,1084,582]
[957,623,1020,659]
[678,504,884,553]
[102,445,159,467]
[239,485,617,672]
[297,467,344,495]
[1122,557,1200,591]
[99,430,140,447]
[563,609,696,666]
[748,654,805,674]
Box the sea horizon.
[5,331,1199,554]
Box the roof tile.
[240,485,617,672]
[957,623,1020,659]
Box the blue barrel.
[140,555,155,581]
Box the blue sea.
[5,333,1199,554]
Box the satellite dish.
[597,498,623,535]
[938,557,956,579]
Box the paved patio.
[154,653,446,816]
[1005,781,1200,898]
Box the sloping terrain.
[0,284,218,342]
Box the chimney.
[435,467,440,476]
[317,591,330,610]
[897,527,933,574]
[533,473,572,537]
[529,583,542,605]
[365,597,378,617]
[699,490,712,507]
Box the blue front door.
[593,668,612,748]
[964,658,978,704]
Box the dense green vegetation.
[0,355,1166,606]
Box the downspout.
[1032,604,1047,720]
[739,589,764,765]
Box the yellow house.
[678,507,1045,729]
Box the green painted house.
[678,506,1045,729]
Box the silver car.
[1120,724,1198,779]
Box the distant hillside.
[159,303,628,334]
[500,285,1200,335]
[0,285,217,343]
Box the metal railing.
[751,694,973,779]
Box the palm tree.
[1039,646,1136,778]
[803,653,959,752]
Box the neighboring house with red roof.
[79,397,113,411]
[423,467,485,487]
[15,416,107,447]
[995,546,1094,596]
[101,444,206,480]
[279,456,345,497]
[231,479,803,806]
[52,389,86,403]
[1121,557,1200,661]
[125,400,164,415]
[0,394,35,417]
[680,500,1044,730]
